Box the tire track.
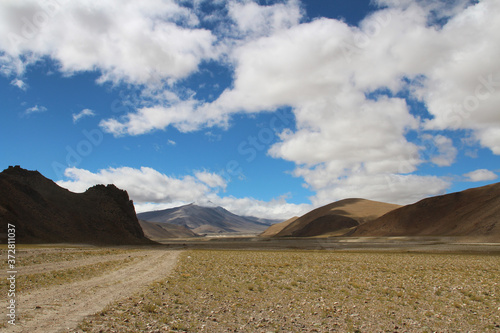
[2,250,181,333]
[2,251,150,277]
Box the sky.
[1,0,499,220]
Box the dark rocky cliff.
[0,166,153,245]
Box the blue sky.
[1,0,499,219]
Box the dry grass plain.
[0,248,141,294]
[75,250,500,333]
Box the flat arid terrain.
[0,246,179,333]
[2,242,500,332]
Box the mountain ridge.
[353,182,500,239]
[268,198,401,237]
[0,166,152,245]
[137,203,278,234]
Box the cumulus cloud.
[72,108,95,123]
[294,165,449,206]
[463,169,498,182]
[212,195,311,220]
[99,99,212,136]
[195,170,227,191]
[57,166,309,219]
[227,0,302,38]
[57,166,218,203]
[0,0,217,84]
[215,0,500,158]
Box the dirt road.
[3,249,180,333]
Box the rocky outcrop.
[0,166,153,245]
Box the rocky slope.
[0,166,152,245]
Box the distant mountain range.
[137,203,279,234]
[262,182,500,240]
[0,166,152,245]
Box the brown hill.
[0,166,153,245]
[259,216,299,237]
[272,198,401,237]
[139,220,199,240]
[353,182,500,239]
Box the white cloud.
[418,0,500,153]
[269,96,420,170]
[0,0,217,84]
[24,104,47,115]
[72,108,95,123]
[212,195,311,220]
[99,99,210,136]
[215,18,356,111]
[463,169,498,182]
[134,201,188,214]
[294,165,450,206]
[476,127,500,155]
[57,166,215,203]
[227,0,302,38]
[56,166,308,220]
[195,170,227,191]
[10,78,26,90]
[423,134,458,167]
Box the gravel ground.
[76,250,500,332]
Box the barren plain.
[1,240,500,332]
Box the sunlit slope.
[353,182,500,239]
[138,203,275,234]
[272,198,400,237]
[259,216,299,237]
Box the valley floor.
[1,241,499,332]
[158,235,500,253]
